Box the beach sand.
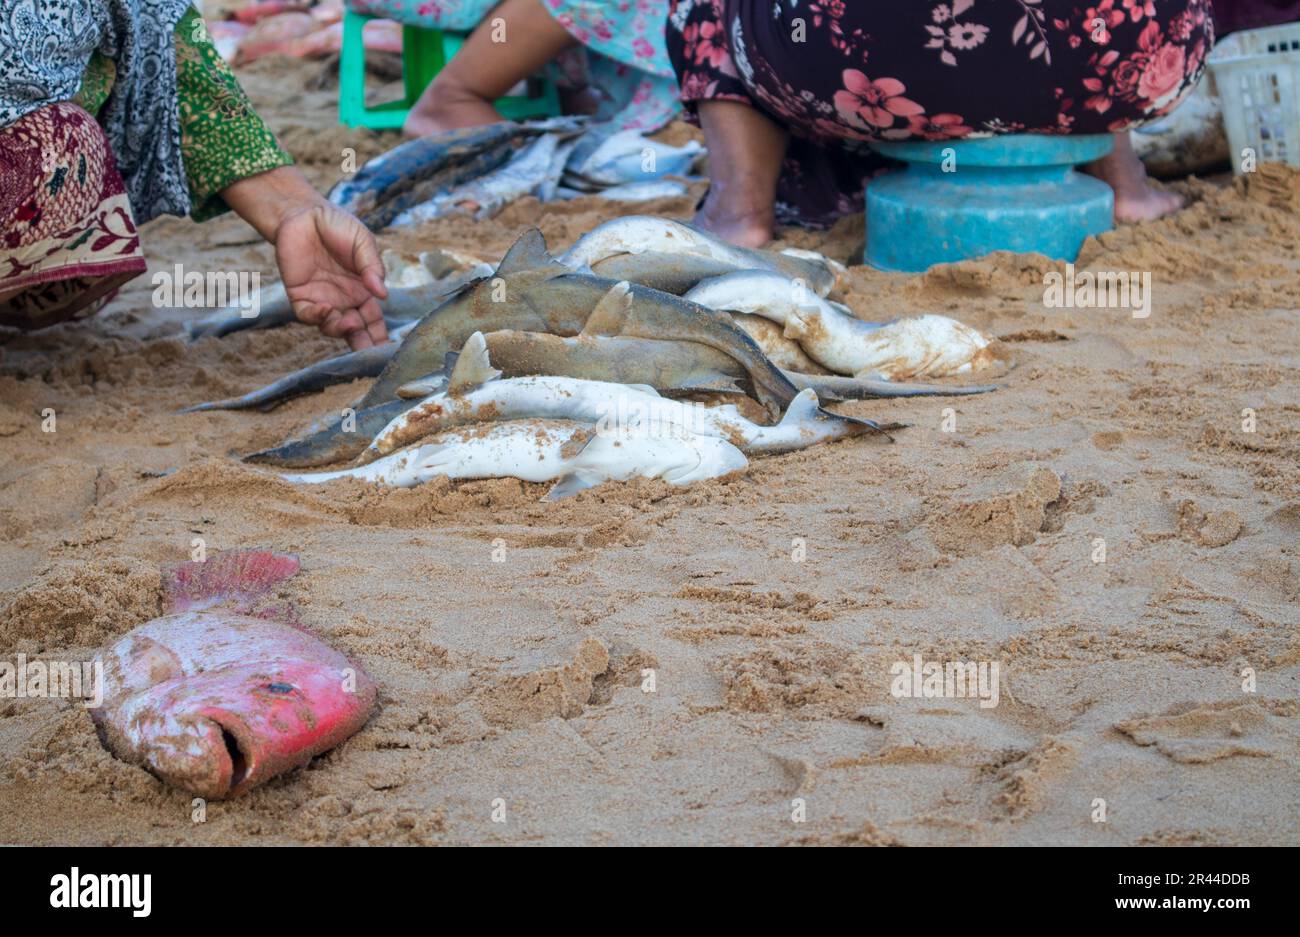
[0,56,1296,846]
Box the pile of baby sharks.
[184,215,1010,500]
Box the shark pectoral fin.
[777,388,820,427]
[545,472,601,501]
[396,372,448,399]
[495,228,568,278]
[447,332,502,394]
[579,280,633,337]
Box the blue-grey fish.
[328,118,584,229]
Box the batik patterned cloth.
[0,0,194,223]
[0,102,146,330]
[0,6,292,329]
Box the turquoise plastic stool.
[339,11,561,129]
[864,135,1114,272]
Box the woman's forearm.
[220,165,327,243]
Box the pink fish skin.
[90,551,376,800]
[231,2,312,27]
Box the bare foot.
[1083,131,1185,223]
[694,186,775,248]
[402,79,503,139]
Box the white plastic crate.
[1207,22,1300,172]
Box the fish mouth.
[201,711,258,798]
[219,725,251,794]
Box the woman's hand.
[221,166,389,350]
[273,202,388,349]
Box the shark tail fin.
[830,409,908,439]
[447,332,502,394]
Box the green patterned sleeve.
[174,6,294,222]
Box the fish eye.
[265,682,295,694]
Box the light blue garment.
[347,0,680,131]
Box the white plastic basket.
[1207,22,1300,172]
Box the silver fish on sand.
[282,418,748,501]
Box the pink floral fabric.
[666,0,1214,225]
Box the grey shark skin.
[243,231,584,467]
[783,371,999,400]
[534,276,802,421]
[587,251,762,296]
[434,330,749,397]
[333,230,816,417]
[403,331,998,403]
[357,230,593,408]
[186,278,465,342]
[186,281,294,340]
[359,226,809,413]
[242,398,416,468]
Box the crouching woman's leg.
[0,102,148,330]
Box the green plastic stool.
[338,11,561,129]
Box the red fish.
[230,1,312,26]
[90,551,376,800]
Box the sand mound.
[2,556,161,648]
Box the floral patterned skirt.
[666,0,1215,225]
[0,102,146,331]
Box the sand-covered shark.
[244,230,866,468]
[367,325,877,458]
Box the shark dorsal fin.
[447,332,501,394]
[496,228,567,278]
[776,388,820,427]
[580,280,633,337]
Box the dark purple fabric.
[666,0,1216,226]
[1212,0,1300,34]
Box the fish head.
[106,658,376,800]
